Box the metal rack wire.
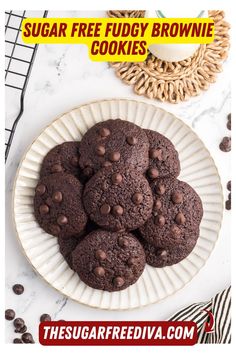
[5,10,48,161]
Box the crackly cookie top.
[72,230,146,292]
[34,173,87,238]
[139,177,203,249]
[145,129,180,180]
[40,142,84,182]
[79,119,149,177]
[83,165,153,231]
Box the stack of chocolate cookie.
[34,119,203,292]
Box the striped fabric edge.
[168,286,231,344]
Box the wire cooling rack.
[5,10,48,162]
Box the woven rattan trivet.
[108,10,230,103]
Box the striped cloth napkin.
[169,286,231,343]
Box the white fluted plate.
[13,99,223,310]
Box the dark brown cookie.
[79,119,149,177]
[139,178,203,249]
[83,166,153,231]
[145,129,180,180]
[34,173,87,238]
[139,230,199,267]
[58,235,80,269]
[40,142,84,181]
[219,137,231,152]
[72,230,146,292]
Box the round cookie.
[40,142,84,181]
[72,230,146,292]
[79,119,149,177]
[140,230,199,267]
[58,235,80,269]
[83,166,153,231]
[145,129,180,180]
[139,178,203,249]
[34,173,88,238]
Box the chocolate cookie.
[145,129,180,179]
[34,173,87,238]
[58,235,80,269]
[40,142,83,181]
[83,166,153,231]
[140,230,199,267]
[139,178,203,249]
[79,119,149,177]
[72,230,146,291]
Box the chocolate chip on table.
[219,137,231,152]
[40,313,51,322]
[227,120,231,130]
[15,325,27,333]
[227,113,231,130]
[225,199,231,210]
[227,180,231,191]
[13,318,25,329]
[21,332,34,344]
[5,309,15,320]
[12,284,24,295]
[228,192,231,200]
[13,338,23,344]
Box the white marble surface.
[5,11,231,343]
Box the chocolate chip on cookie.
[219,137,231,152]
